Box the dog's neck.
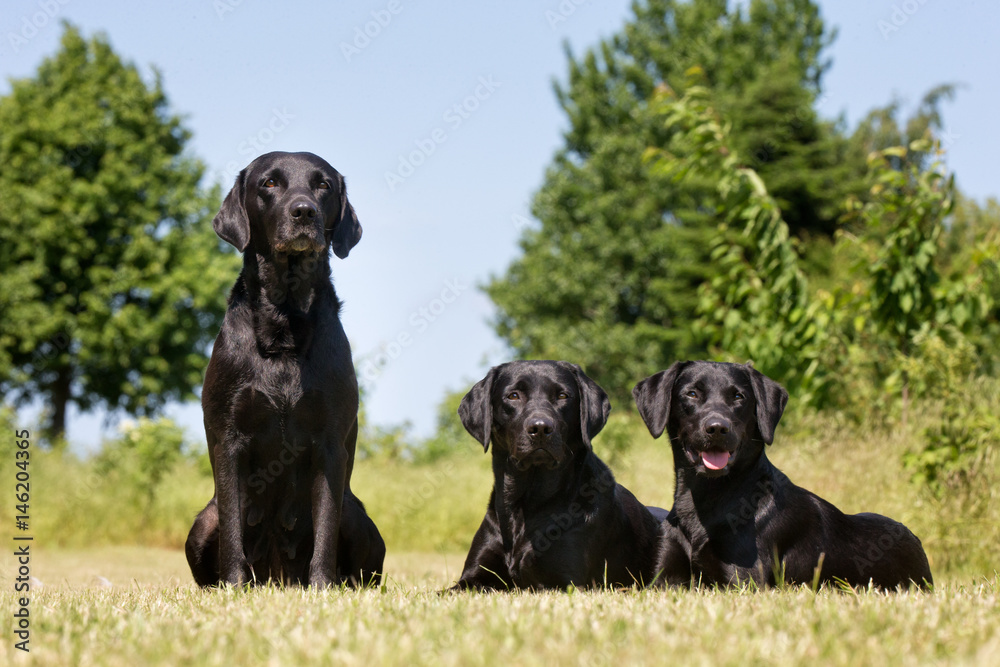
[491,449,585,512]
[489,451,588,559]
[240,250,338,355]
[671,440,776,529]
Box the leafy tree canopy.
[487,0,861,402]
[0,23,239,443]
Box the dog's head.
[213,151,362,260]
[458,360,611,471]
[633,361,787,478]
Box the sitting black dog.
[633,361,932,590]
[452,360,663,590]
[184,152,384,587]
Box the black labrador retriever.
[452,360,663,590]
[185,151,384,587]
[633,361,933,590]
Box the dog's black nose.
[290,201,317,219]
[704,418,731,436]
[526,417,555,439]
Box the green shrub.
[411,389,468,464]
[95,417,188,509]
[591,413,638,468]
[357,421,412,461]
[0,416,213,549]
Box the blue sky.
[2,1,997,451]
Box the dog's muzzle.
[510,448,560,471]
[275,232,325,255]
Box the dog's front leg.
[654,527,696,588]
[309,443,348,587]
[217,438,250,585]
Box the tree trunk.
[47,367,72,447]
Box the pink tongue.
[701,451,730,470]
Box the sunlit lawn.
[1,546,997,666]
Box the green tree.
[414,388,468,464]
[487,0,861,402]
[646,81,830,401]
[844,142,956,359]
[355,381,412,461]
[837,142,997,410]
[846,85,957,182]
[0,24,238,444]
[94,417,188,510]
[725,54,865,240]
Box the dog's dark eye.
[686,390,697,398]
[317,180,330,190]
[735,391,746,400]
[262,178,277,188]
[557,392,569,400]
[506,391,520,401]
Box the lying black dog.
[452,360,663,590]
[185,151,384,587]
[633,361,932,590]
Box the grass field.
[1,547,998,666]
[2,407,998,665]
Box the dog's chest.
[679,509,781,587]
[686,529,761,583]
[234,358,339,444]
[504,506,596,587]
[258,358,306,408]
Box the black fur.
[185,152,383,587]
[452,360,663,590]
[633,360,932,590]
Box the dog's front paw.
[308,571,336,588]
[308,560,338,587]
[220,568,250,586]
[220,558,251,586]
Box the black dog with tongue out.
[451,360,664,591]
[633,360,933,590]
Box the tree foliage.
[0,24,238,443]
[95,417,189,510]
[846,84,958,183]
[840,142,998,489]
[487,0,864,402]
[645,78,998,411]
[843,142,956,355]
[828,139,996,410]
[645,81,831,400]
[413,388,469,464]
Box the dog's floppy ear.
[746,363,788,445]
[213,170,250,251]
[632,362,687,439]
[458,366,498,452]
[331,175,362,259]
[568,363,611,449]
